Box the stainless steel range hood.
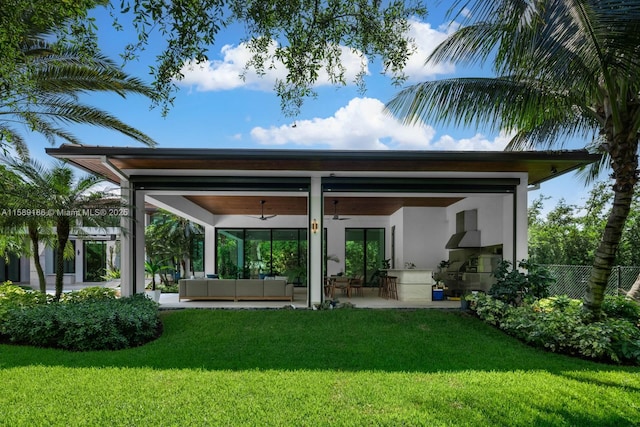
[446,209,481,249]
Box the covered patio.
[47,146,599,308]
[159,286,461,310]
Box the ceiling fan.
[248,200,277,221]
[329,199,351,220]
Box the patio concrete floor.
[160,286,462,310]
[36,282,461,310]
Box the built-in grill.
[444,254,502,296]
[443,260,468,291]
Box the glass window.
[345,228,385,284]
[216,228,307,283]
[216,229,243,279]
[245,229,271,279]
[84,240,106,281]
[0,253,21,282]
[190,234,204,273]
[53,240,76,275]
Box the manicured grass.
[1,309,639,426]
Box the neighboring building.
[46,146,600,305]
[4,229,121,287]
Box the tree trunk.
[28,225,46,293]
[627,273,640,302]
[54,218,71,301]
[584,126,638,318]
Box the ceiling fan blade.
[246,199,277,220]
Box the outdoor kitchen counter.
[384,269,434,302]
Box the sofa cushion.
[183,279,208,297]
[236,279,264,297]
[208,279,236,297]
[263,279,287,297]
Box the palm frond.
[0,125,29,160]
[0,30,158,156]
[5,99,156,147]
[387,77,583,135]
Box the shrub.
[1,294,160,351]
[0,283,51,327]
[469,293,511,326]
[489,260,554,306]
[60,286,118,303]
[601,295,640,322]
[469,293,640,365]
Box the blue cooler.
[432,288,444,301]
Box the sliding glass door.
[345,228,385,285]
[216,228,307,283]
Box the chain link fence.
[541,265,640,298]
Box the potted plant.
[432,260,449,288]
[460,291,474,310]
[145,258,169,302]
[287,264,307,286]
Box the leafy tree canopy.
[529,183,640,266]
[2,0,428,117]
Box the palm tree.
[1,31,156,159]
[3,158,119,300]
[145,210,203,280]
[0,164,55,292]
[387,0,640,318]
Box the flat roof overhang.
[46,146,600,216]
[46,145,600,186]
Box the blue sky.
[28,2,598,213]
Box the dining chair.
[333,276,351,298]
[349,275,364,296]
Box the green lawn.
[1,309,639,426]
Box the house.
[46,146,599,305]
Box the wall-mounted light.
[311,218,319,234]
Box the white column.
[309,177,323,306]
[515,177,529,261]
[204,225,216,276]
[75,239,83,283]
[120,181,146,296]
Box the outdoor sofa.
[178,278,293,302]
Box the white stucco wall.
[390,209,404,269]
[447,196,507,248]
[400,207,449,270]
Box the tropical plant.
[0,164,57,292]
[144,259,170,291]
[489,260,554,306]
[1,158,119,300]
[387,0,640,318]
[145,210,203,281]
[1,28,156,158]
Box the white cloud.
[249,97,510,151]
[402,19,457,80]
[177,17,458,92]
[178,41,368,92]
[433,131,512,151]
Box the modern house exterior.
[46,146,599,306]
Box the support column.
[120,180,146,296]
[515,178,529,261]
[309,177,323,306]
[74,239,83,283]
[204,225,216,276]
